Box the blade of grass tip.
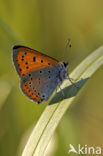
[22,46,103,156]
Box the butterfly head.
[62,62,68,68]
[59,61,69,81]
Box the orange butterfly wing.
[22,82,42,103]
[13,45,59,77]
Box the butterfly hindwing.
[20,66,61,103]
[13,46,59,78]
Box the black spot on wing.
[41,60,43,63]
[33,56,36,62]
[26,66,29,69]
[29,73,31,77]
[25,62,28,65]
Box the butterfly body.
[13,46,68,104]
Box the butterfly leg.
[59,85,65,97]
[67,75,79,88]
[57,80,65,97]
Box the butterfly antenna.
[62,38,72,62]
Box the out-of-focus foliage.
[0,0,103,156]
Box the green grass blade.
[22,46,103,156]
[0,18,19,42]
[0,81,12,110]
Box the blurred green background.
[0,0,103,156]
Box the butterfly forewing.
[13,46,59,78]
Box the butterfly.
[12,45,69,104]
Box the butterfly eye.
[63,62,68,67]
